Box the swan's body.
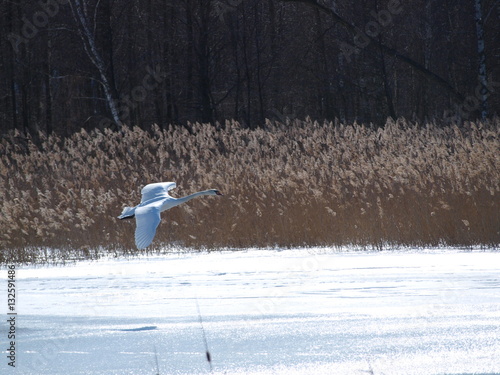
[118,182,222,249]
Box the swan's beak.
[216,191,223,196]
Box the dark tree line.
[1,0,499,136]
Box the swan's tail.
[118,206,136,220]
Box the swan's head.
[209,189,223,196]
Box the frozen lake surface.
[2,248,500,375]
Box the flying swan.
[118,182,223,249]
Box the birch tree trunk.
[474,0,488,119]
[68,0,121,126]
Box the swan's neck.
[176,190,212,205]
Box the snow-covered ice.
[1,249,499,374]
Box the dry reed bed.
[0,118,498,263]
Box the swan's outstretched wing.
[140,182,176,203]
[134,204,162,250]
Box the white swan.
[118,182,223,249]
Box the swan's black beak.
[215,190,223,196]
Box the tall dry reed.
[1,118,498,263]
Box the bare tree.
[68,0,121,125]
[474,0,488,119]
[279,0,465,103]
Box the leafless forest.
[1,0,499,135]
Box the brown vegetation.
[1,118,499,263]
